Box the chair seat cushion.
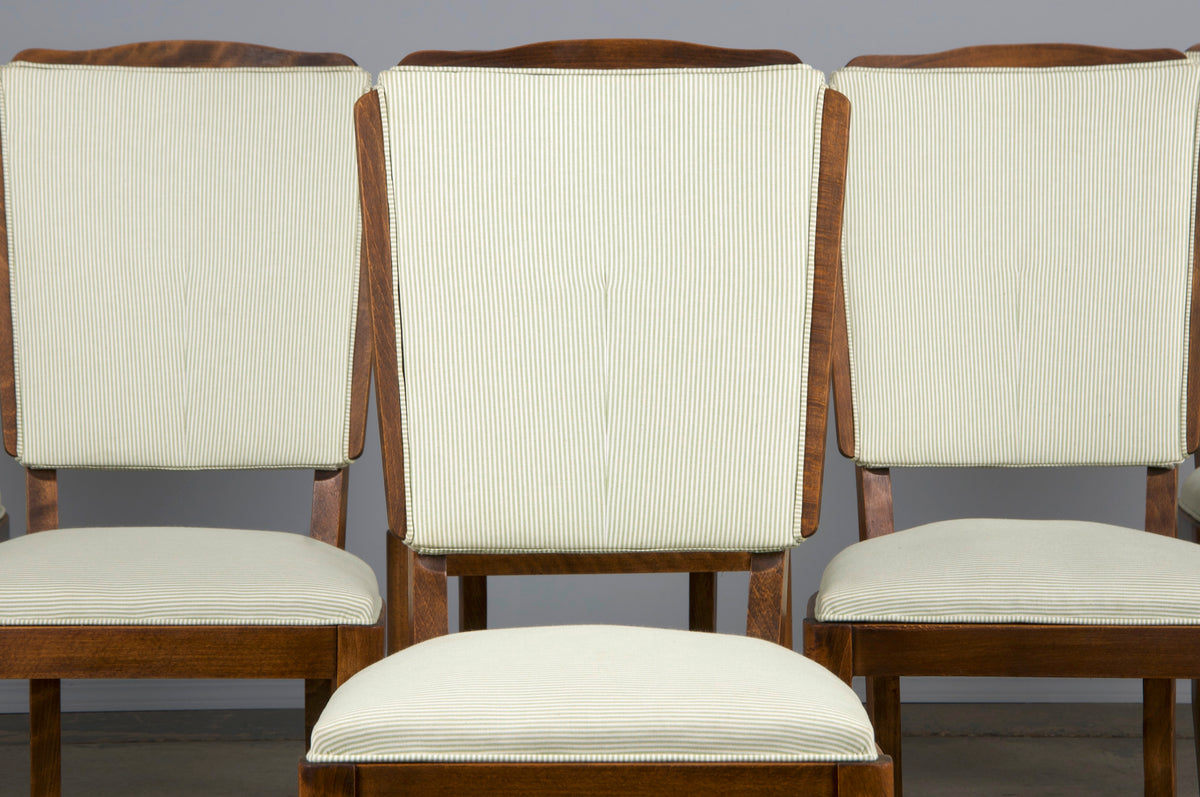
[307,624,876,763]
[816,518,1200,625]
[0,527,381,626]
[1179,469,1200,524]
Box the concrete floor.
[0,705,1196,796]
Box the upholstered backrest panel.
[831,61,1200,467]
[376,65,826,553]
[1,63,370,469]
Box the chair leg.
[689,572,717,632]
[30,678,60,797]
[1143,678,1176,797]
[305,679,333,748]
[336,620,386,689]
[867,676,902,797]
[1193,680,1200,795]
[299,761,356,796]
[459,576,487,632]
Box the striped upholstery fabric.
[1179,468,1200,522]
[816,518,1200,624]
[830,61,1200,467]
[0,63,370,469]
[1188,50,1200,62]
[375,65,827,553]
[308,624,875,763]
[0,527,381,625]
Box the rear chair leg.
[30,678,60,797]
[1143,678,1176,797]
[305,679,333,748]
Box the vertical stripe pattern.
[0,63,370,469]
[376,66,826,553]
[831,61,1200,467]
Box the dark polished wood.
[0,625,338,678]
[803,613,852,685]
[412,554,448,646]
[30,679,60,797]
[25,468,57,533]
[305,679,333,748]
[801,89,851,538]
[400,39,801,69]
[446,551,753,577]
[331,760,896,797]
[811,621,1200,678]
[15,40,356,67]
[867,677,903,797]
[356,90,407,542]
[459,576,487,633]
[349,246,373,460]
[310,468,350,547]
[848,43,1185,69]
[1144,679,1176,796]
[337,621,386,687]
[855,467,893,541]
[689,573,717,632]
[385,528,411,655]
[746,552,788,644]
[1146,467,1179,537]
[300,761,356,797]
[809,43,1195,797]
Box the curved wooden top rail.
[400,38,801,69]
[14,40,356,68]
[847,43,1184,69]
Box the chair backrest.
[0,41,372,471]
[829,44,1200,469]
[360,40,847,556]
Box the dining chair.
[0,40,383,796]
[376,40,818,653]
[298,38,893,796]
[803,44,1200,797]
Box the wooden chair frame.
[298,38,894,797]
[0,41,384,797]
[803,43,1200,797]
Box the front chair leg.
[30,678,61,797]
[867,676,902,797]
[1143,678,1176,797]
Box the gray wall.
[0,0,1196,712]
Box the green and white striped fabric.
[830,61,1200,468]
[0,527,381,626]
[374,65,828,553]
[816,518,1200,624]
[308,625,875,763]
[0,63,371,469]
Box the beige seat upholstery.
[309,625,875,763]
[0,527,380,626]
[817,518,1200,625]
